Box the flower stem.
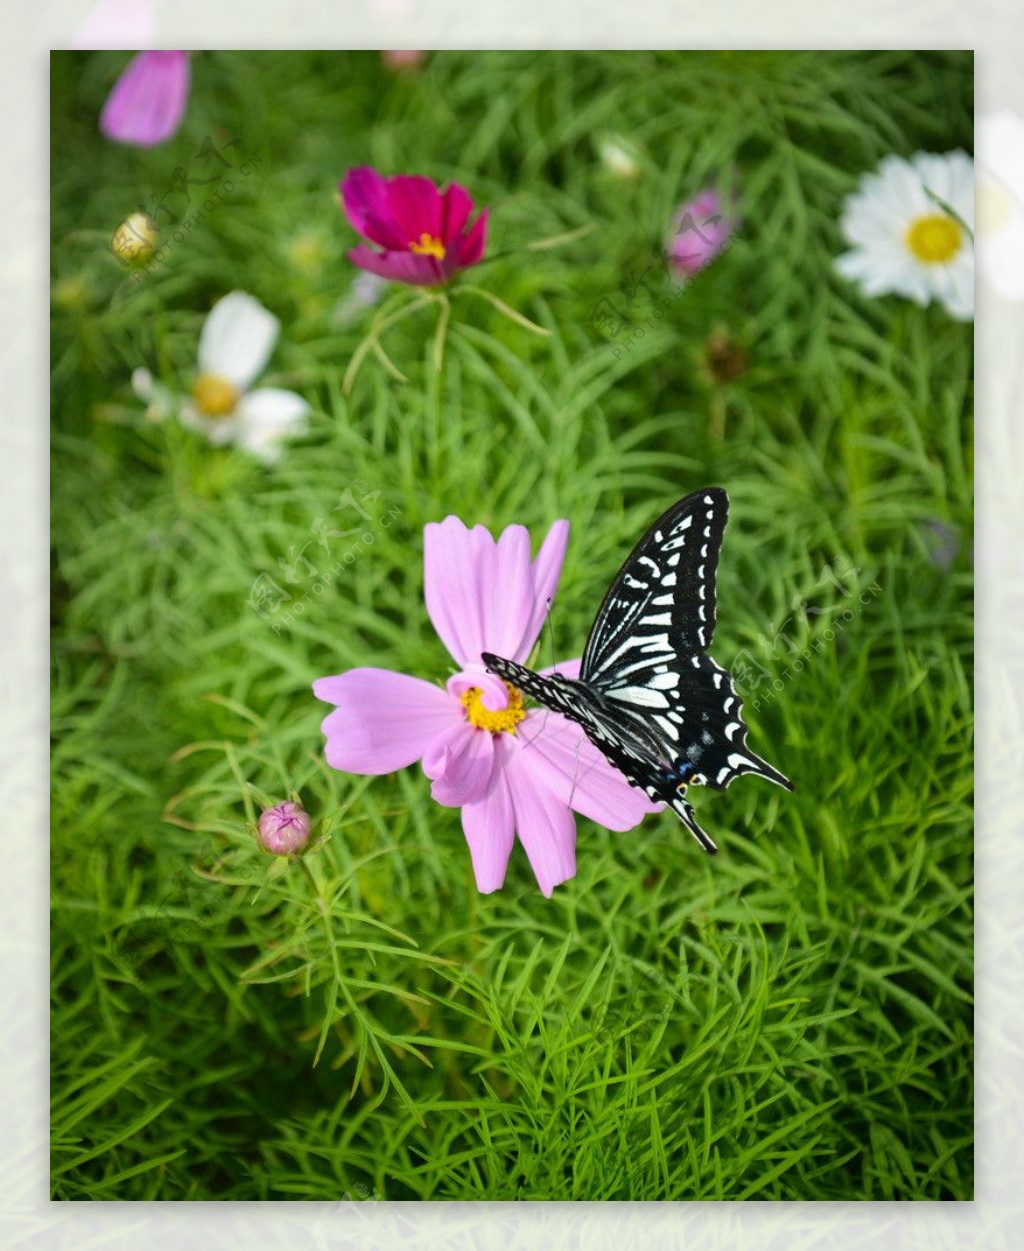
[433,292,451,376]
[343,291,436,395]
[455,284,551,336]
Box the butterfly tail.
[669,791,718,854]
[731,749,794,793]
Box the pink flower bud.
[257,802,311,855]
[666,189,735,275]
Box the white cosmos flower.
[132,291,310,463]
[835,150,975,321]
[976,112,1024,301]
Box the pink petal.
[100,51,190,148]
[423,517,491,666]
[422,721,495,807]
[461,752,516,894]
[514,711,662,831]
[72,0,156,48]
[540,657,581,680]
[447,666,513,711]
[424,516,572,670]
[451,207,489,270]
[348,244,444,286]
[504,744,578,897]
[386,174,444,243]
[519,520,570,661]
[341,167,407,250]
[477,524,534,663]
[440,183,474,244]
[313,668,456,774]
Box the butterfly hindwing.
[612,652,794,794]
[481,653,721,851]
[482,487,792,853]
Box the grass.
[51,49,973,1201]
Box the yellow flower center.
[460,683,526,735]
[905,213,963,264]
[409,232,447,260]
[192,372,240,417]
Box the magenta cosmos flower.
[100,51,191,147]
[313,517,658,897]
[340,166,489,286]
[666,188,734,275]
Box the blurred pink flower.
[381,50,426,71]
[100,50,190,147]
[340,166,489,286]
[666,189,734,275]
[72,0,156,48]
[313,517,658,897]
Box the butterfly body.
[482,488,792,853]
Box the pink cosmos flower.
[340,166,489,286]
[381,50,427,72]
[313,517,658,897]
[666,189,734,275]
[100,51,191,148]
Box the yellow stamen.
[192,372,240,417]
[409,232,447,260]
[905,213,963,264]
[460,683,526,735]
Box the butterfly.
[481,487,793,853]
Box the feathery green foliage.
[51,49,972,1201]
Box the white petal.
[131,367,176,422]
[890,262,935,305]
[197,291,280,390]
[978,219,1024,298]
[940,258,976,320]
[977,112,1024,203]
[131,367,154,401]
[233,388,310,462]
[178,403,240,446]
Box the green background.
[51,50,973,1200]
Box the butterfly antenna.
[544,596,559,675]
[521,596,557,750]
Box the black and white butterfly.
[482,488,793,853]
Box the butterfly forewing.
[581,488,728,687]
